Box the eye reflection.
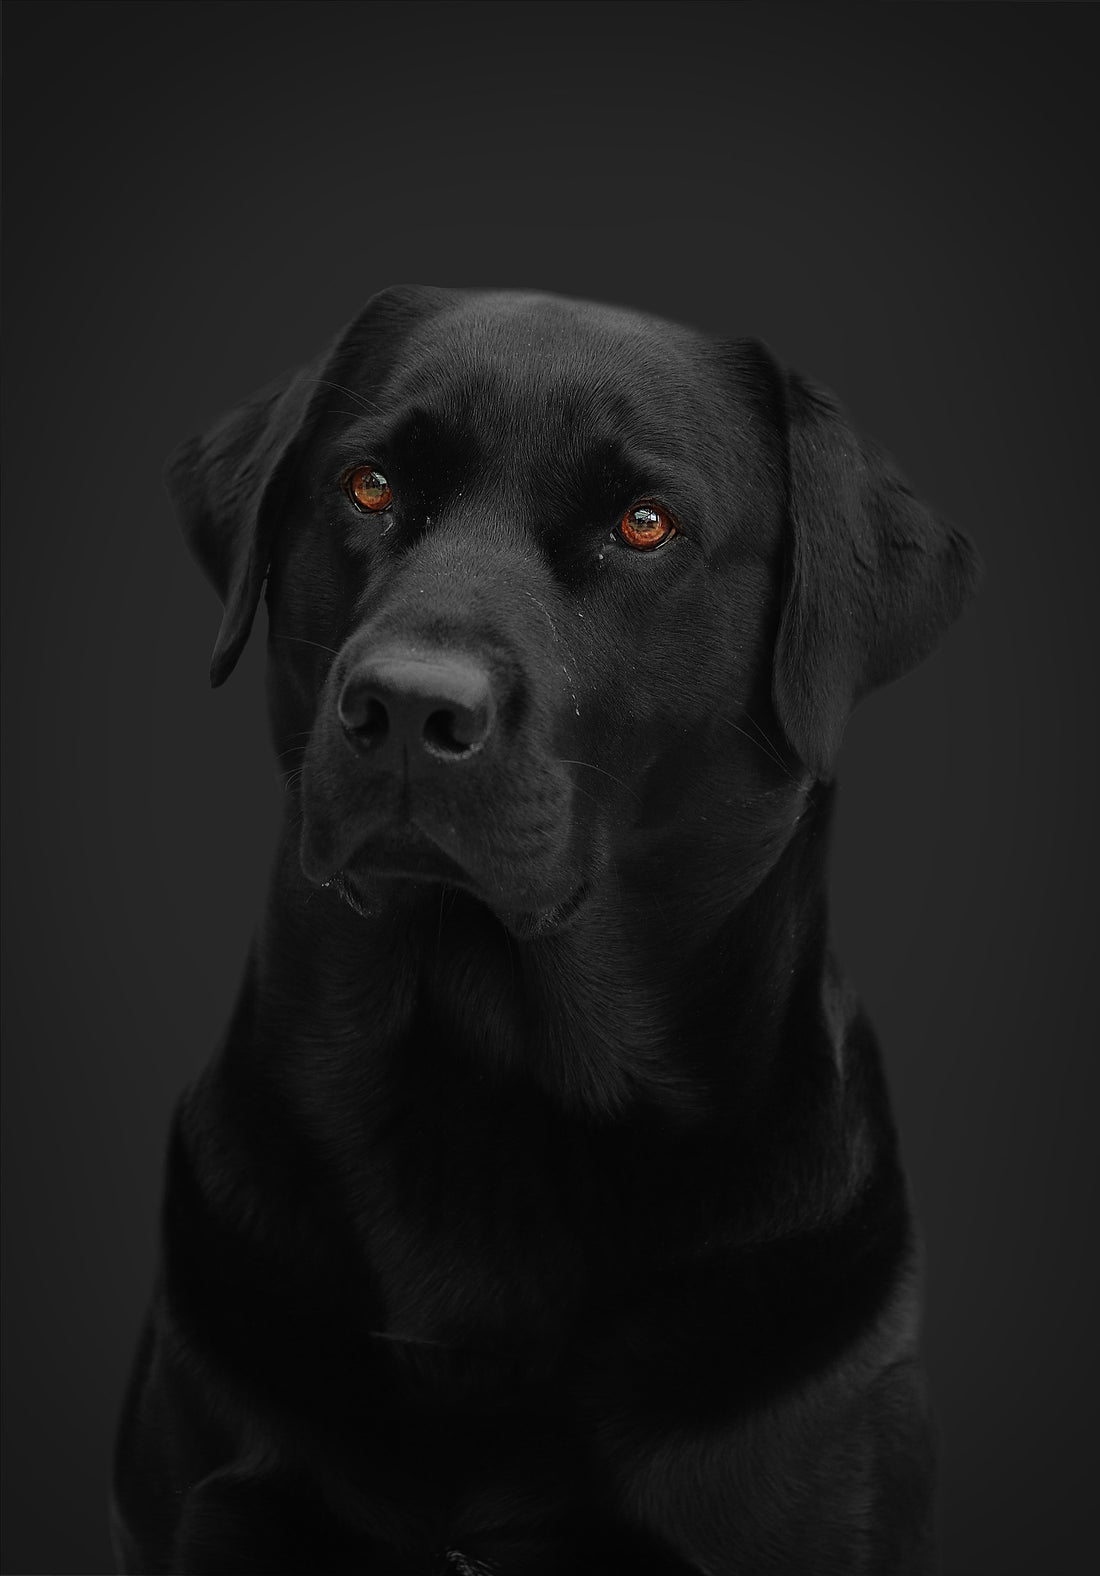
[618,502,677,550]
[344,466,393,513]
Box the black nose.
[338,649,494,764]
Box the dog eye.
[344,466,393,513]
[618,501,678,551]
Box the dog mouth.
[338,824,472,888]
[312,822,593,937]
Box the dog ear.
[165,367,320,687]
[166,284,454,687]
[772,368,983,779]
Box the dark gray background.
[2,2,1096,1572]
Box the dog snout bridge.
[338,649,495,765]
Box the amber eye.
[618,501,678,550]
[344,466,393,513]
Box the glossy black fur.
[113,287,981,1574]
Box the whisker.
[274,732,314,763]
[367,1330,451,1348]
[559,758,642,803]
[269,634,341,658]
[725,715,799,782]
[739,709,792,763]
[311,377,383,414]
[562,778,603,810]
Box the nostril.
[336,650,495,764]
[423,706,482,757]
[339,687,389,744]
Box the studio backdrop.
[2,3,1096,1573]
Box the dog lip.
[343,825,473,888]
[308,820,592,935]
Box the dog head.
[168,286,980,939]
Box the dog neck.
[183,781,890,1272]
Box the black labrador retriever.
[113,286,981,1575]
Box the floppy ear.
[167,283,454,686]
[165,366,323,686]
[772,369,983,779]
